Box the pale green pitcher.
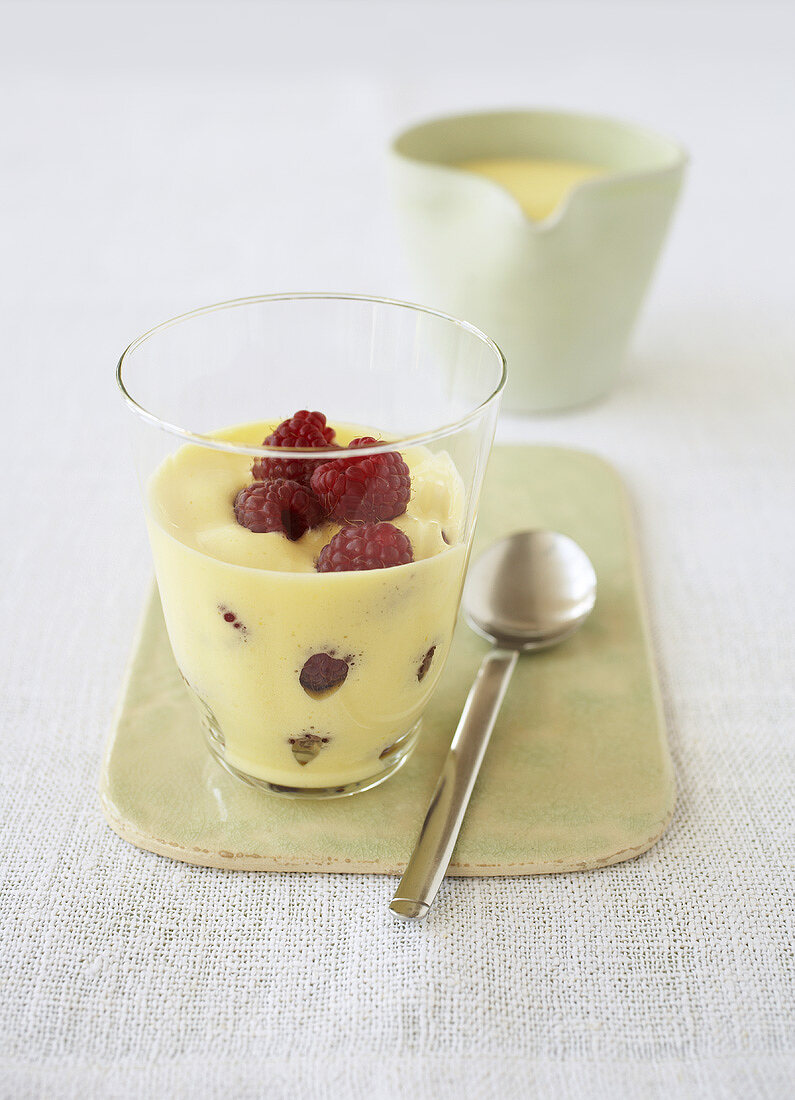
[391,110,687,412]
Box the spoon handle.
[389,647,519,921]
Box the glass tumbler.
[117,294,505,798]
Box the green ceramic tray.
[101,445,674,874]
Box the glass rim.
[116,292,507,459]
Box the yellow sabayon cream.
[147,422,467,788]
[457,156,606,221]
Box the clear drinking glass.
[117,294,505,798]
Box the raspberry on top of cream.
[149,413,465,574]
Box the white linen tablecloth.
[1,2,793,1097]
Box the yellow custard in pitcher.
[457,156,606,221]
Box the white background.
[1,2,793,1097]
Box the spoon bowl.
[464,530,597,650]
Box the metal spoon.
[389,530,597,922]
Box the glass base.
[203,721,421,799]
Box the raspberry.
[299,653,349,694]
[252,410,336,484]
[417,645,436,682]
[234,479,325,540]
[310,437,411,523]
[316,523,413,572]
[218,604,248,638]
[288,732,330,766]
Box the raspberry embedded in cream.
[146,420,468,789]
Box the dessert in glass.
[117,294,505,797]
